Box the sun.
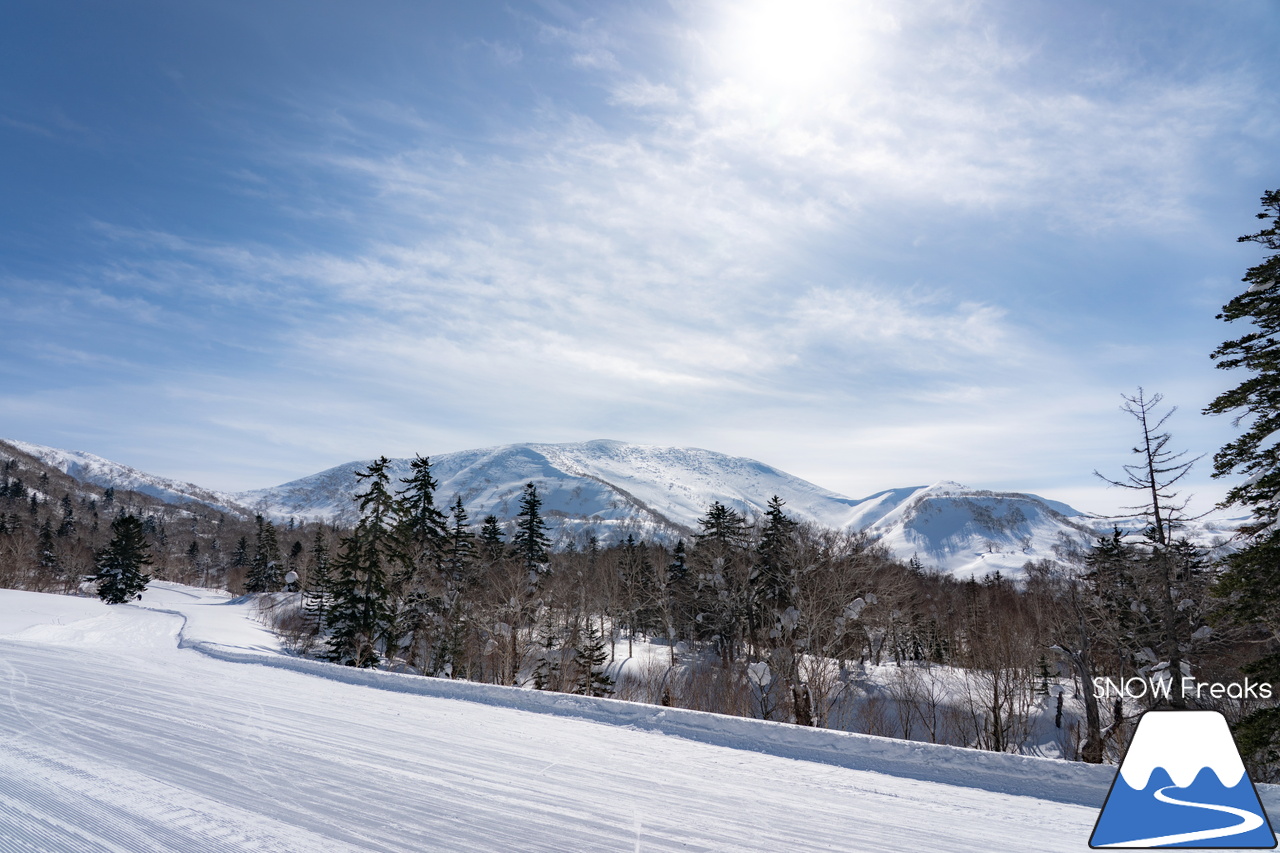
[713,0,883,98]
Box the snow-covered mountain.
[234,439,1109,577]
[234,439,870,538]
[4,437,1241,578]
[2,438,251,517]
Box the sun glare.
[715,0,881,97]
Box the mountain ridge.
[2,436,1240,578]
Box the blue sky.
[2,0,1277,515]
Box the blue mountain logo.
[1090,710,1276,848]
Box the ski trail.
[1102,785,1265,847]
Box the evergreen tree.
[35,519,61,586]
[231,536,250,570]
[690,501,751,661]
[391,455,451,671]
[574,621,614,697]
[56,494,75,537]
[303,528,333,633]
[662,539,692,659]
[396,456,449,567]
[510,482,551,580]
[445,496,476,588]
[478,515,506,566]
[756,495,798,614]
[1206,189,1280,529]
[245,514,283,593]
[325,458,400,668]
[287,540,304,570]
[1203,189,1280,771]
[91,514,153,604]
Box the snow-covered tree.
[91,514,153,604]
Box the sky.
[1,0,1277,516]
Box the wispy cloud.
[2,0,1270,509]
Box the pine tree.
[397,456,449,565]
[325,458,400,668]
[575,621,614,697]
[478,515,506,566]
[690,501,751,661]
[510,483,551,581]
[756,495,798,614]
[245,514,283,593]
[303,528,333,634]
[56,494,75,537]
[661,539,691,664]
[92,514,153,604]
[35,519,61,587]
[445,496,476,589]
[1203,189,1280,772]
[392,455,451,672]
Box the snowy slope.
[3,438,250,516]
[0,583,1184,852]
[235,439,872,539]
[235,440,1104,574]
[865,481,1098,578]
[5,437,1242,577]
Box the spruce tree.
[396,456,449,567]
[1206,189,1280,529]
[575,621,614,697]
[392,455,450,672]
[445,496,476,589]
[303,529,333,634]
[690,501,751,661]
[231,536,250,570]
[35,519,61,587]
[324,458,400,668]
[1203,188,1280,767]
[510,482,551,580]
[57,494,75,537]
[92,514,153,604]
[756,495,798,614]
[245,515,283,593]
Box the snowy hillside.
[236,439,1108,575]
[235,439,872,539]
[3,438,250,517]
[0,583,1183,852]
[3,437,1243,578]
[863,482,1097,578]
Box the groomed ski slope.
[1,584,1270,852]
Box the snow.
[3,438,247,515]
[0,583,1228,851]
[7,436,1246,579]
[232,440,1107,576]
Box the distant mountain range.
[1,438,1243,579]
